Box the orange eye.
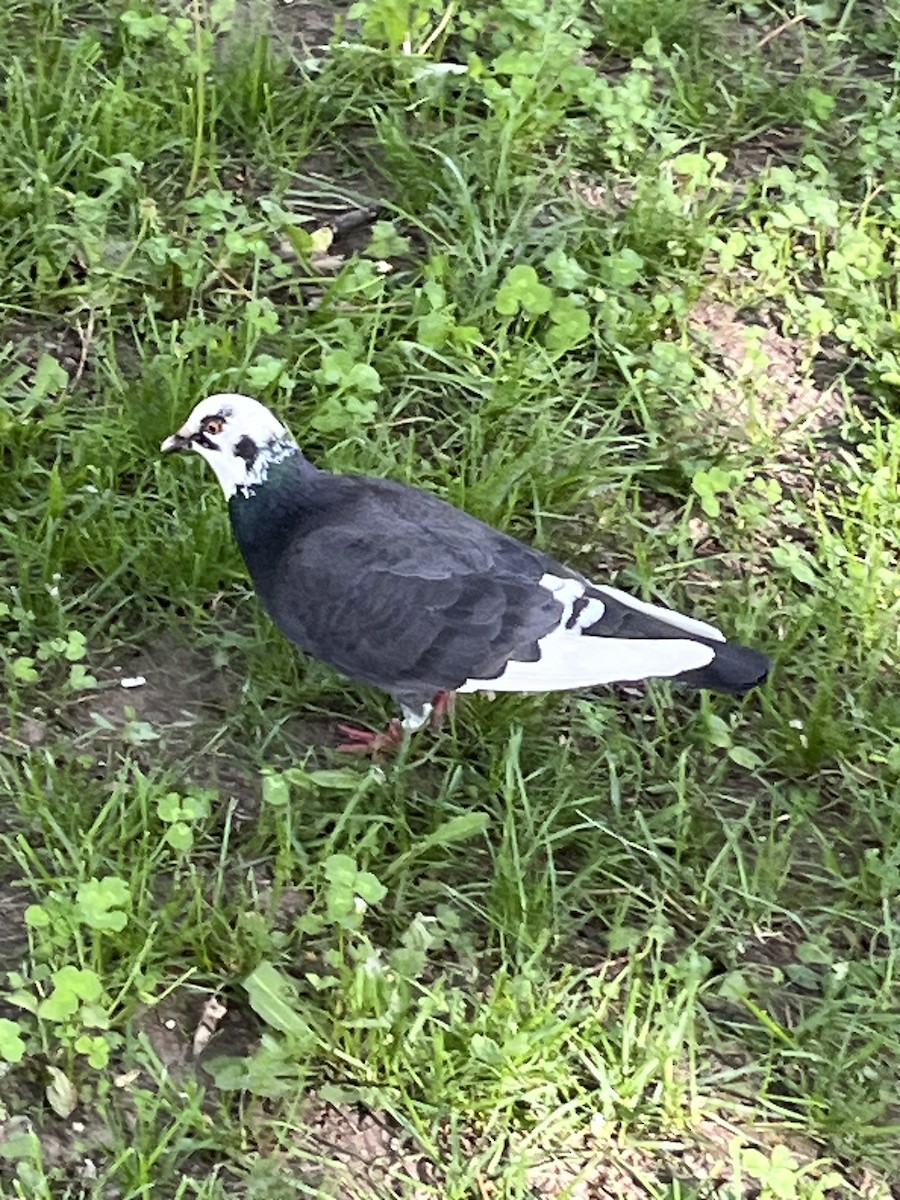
[200,415,225,436]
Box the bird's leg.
[429,690,457,732]
[335,718,406,759]
[335,695,453,757]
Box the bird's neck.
[227,452,322,586]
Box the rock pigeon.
[162,393,769,752]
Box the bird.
[161,392,770,753]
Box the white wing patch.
[458,572,717,694]
[540,574,607,631]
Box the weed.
[1,0,899,1196]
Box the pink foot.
[430,690,457,732]
[335,718,406,759]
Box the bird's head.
[161,392,297,498]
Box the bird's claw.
[429,690,456,732]
[335,718,406,759]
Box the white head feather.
[161,392,298,498]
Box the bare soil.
[688,297,851,445]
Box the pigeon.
[162,392,770,752]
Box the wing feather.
[238,471,762,705]
[458,634,715,692]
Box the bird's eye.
[200,416,225,436]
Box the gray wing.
[263,480,566,709]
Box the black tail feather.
[675,641,771,695]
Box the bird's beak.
[161,428,193,454]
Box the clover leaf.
[354,871,387,905]
[322,854,386,924]
[323,854,357,887]
[37,966,103,1021]
[599,248,645,288]
[310,394,380,434]
[365,220,411,258]
[495,265,553,317]
[545,295,591,352]
[245,353,291,392]
[312,351,382,433]
[691,466,735,519]
[158,790,210,823]
[74,1033,110,1069]
[543,248,588,290]
[165,823,193,852]
[315,350,382,395]
[11,657,39,683]
[0,1018,26,1064]
[417,310,454,348]
[75,876,130,931]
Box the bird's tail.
[672,639,771,694]
[591,583,770,695]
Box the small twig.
[418,1,456,57]
[476,1174,492,1200]
[209,262,255,299]
[854,181,884,225]
[755,11,807,50]
[72,309,96,387]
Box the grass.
[1,0,900,1195]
